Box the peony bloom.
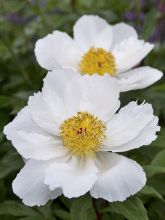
[4,69,159,206]
[35,15,163,92]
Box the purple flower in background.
[28,0,47,6]
[159,1,165,13]
[124,11,145,22]
[124,12,136,21]
[6,14,23,25]
[150,19,165,43]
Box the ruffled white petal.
[117,66,163,92]
[110,116,160,152]
[102,101,157,152]
[44,156,98,198]
[113,37,154,73]
[111,23,137,48]
[12,160,62,206]
[28,92,62,135]
[4,107,67,160]
[73,15,113,51]
[90,152,146,202]
[63,74,120,121]
[37,69,82,126]
[35,31,82,70]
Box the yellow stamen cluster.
[79,47,117,76]
[60,112,106,157]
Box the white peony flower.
[35,15,163,92]
[4,69,159,206]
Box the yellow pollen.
[60,112,106,157]
[79,47,117,76]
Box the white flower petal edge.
[73,15,113,51]
[90,152,146,202]
[43,68,80,99]
[4,107,67,160]
[117,66,163,92]
[28,92,61,135]
[44,156,98,198]
[113,37,154,73]
[28,69,80,134]
[102,101,159,152]
[12,160,62,206]
[111,22,138,48]
[35,31,82,70]
[111,116,160,152]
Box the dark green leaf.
[70,194,92,220]
[54,209,70,220]
[0,151,23,179]
[104,196,149,220]
[0,201,41,217]
[143,165,165,178]
[140,185,163,200]
[151,149,165,166]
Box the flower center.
[79,47,117,76]
[60,112,106,157]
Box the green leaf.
[141,10,159,40]
[0,96,12,108]
[19,217,42,220]
[104,196,149,220]
[0,110,10,131]
[54,209,70,220]
[151,128,165,148]
[143,165,165,178]
[70,194,92,220]
[60,196,72,209]
[36,204,54,219]
[147,199,165,220]
[151,149,165,166]
[86,207,96,220]
[143,149,165,178]
[0,201,41,217]
[0,151,23,179]
[0,180,6,202]
[140,185,163,200]
[148,175,165,196]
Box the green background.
[0,0,164,219]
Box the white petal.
[113,37,154,73]
[43,69,80,100]
[35,33,60,70]
[12,160,62,206]
[102,102,157,151]
[111,22,138,48]
[28,92,61,135]
[41,69,82,124]
[4,107,67,160]
[35,31,82,70]
[44,156,98,198]
[63,74,120,121]
[90,152,146,202]
[117,66,163,92]
[73,15,113,51]
[110,116,160,152]
[28,69,83,134]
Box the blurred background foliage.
[0,0,164,219]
